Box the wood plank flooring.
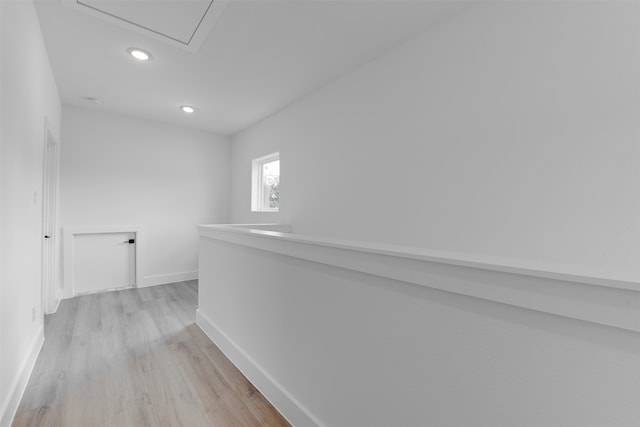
[12,281,291,427]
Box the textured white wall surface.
[61,106,231,292]
[230,1,640,282]
[198,231,640,426]
[0,2,61,425]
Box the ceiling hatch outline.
[77,0,214,46]
[60,0,231,52]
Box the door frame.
[63,225,144,298]
[41,119,60,314]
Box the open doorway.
[41,119,59,314]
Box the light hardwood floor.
[12,281,291,427]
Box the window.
[251,152,280,212]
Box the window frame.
[251,152,280,212]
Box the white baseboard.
[0,326,44,427]
[52,298,61,314]
[196,310,321,427]
[140,270,198,288]
[46,297,61,315]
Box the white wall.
[0,0,3,418]
[198,235,640,426]
[60,107,230,293]
[230,1,640,282]
[0,1,62,425]
[0,0,3,419]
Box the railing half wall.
[197,223,640,427]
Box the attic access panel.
[61,0,229,52]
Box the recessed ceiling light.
[127,47,152,61]
[180,105,195,114]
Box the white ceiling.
[76,0,214,44]
[35,0,473,135]
[61,0,228,51]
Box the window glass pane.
[261,159,279,209]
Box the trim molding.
[0,327,44,427]
[196,310,321,427]
[51,297,61,314]
[219,223,292,233]
[140,270,198,288]
[198,224,640,333]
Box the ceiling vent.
[61,0,229,52]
